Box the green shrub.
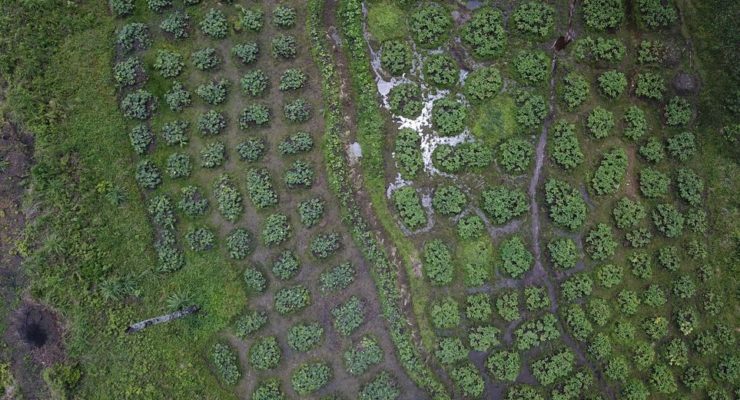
[147,0,171,13]
[432,142,493,173]
[597,70,627,98]
[226,228,252,259]
[344,336,383,375]
[515,91,547,130]
[249,336,281,370]
[279,131,313,155]
[531,350,574,386]
[666,131,696,161]
[513,51,549,84]
[240,103,271,128]
[273,5,297,28]
[164,81,192,112]
[639,137,664,163]
[117,23,151,53]
[240,70,268,97]
[431,96,467,136]
[466,292,493,321]
[166,152,191,178]
[525,286,550,311]
[515,314,560,350]
[310,232,341,259]
[612,197,645,229]
[410,3,451,47]
[197,110,226,136]
[232,42,259,64]
[393,186,426,230]
[110,0,134,17]
[113,57,144,87]
[499,138,533,173]
[430,296,460,329]
[238,6,263,32]
[251,380,284,400]
[236,137,265,162]
[624,106,647,140]
[591,148,627,195]
[637,0,677,29]
[561,274,593,302]
[424,54,458,88]
[664,96,692,126]
[129,125,152,155]
[635,72,665,100]
[573,36,625,63]
[154,50,184,78]
[274,285,310,314]
[262,213,291,246]
[637,40,666,64]
[487,350,520,382]
[582,0,624,30]
[298,197,324,227]
[212,343,240,385]
[548,238,579,269]
[320,262,355,294]
[500,236,533,278]
[272,34,297,59]
[234,310,267,338]
[279,68,306,91]
[191,48,220,70]
[360,372,400,400]
[200,8,228,38]
[388,83,422,118]
[272,251,300,280]
[283,98,311,123]
[185,226,215,251]
[496,290,520,321]
[650,363,677,394]
[464,66,502,103]
[288,323,323,352]
[394,128,422,178]
[481,186,527,224]
[626,228,652,249]
[457,215,485,240]
[432,185,467,215]
[246,168,278,208]
[423,240,453,286]
[135,160,161,189]
[435,337,468,365]
[639,167,670,198]
[561,72,589,110]
[332,296,365,336]
[512,2,554,37]
[676,168,703,206]
[284,160,315,188]
[548,120,583,169]
[160,11,189,39]
[643,285,667,308]
[121,89,157,120]
[148,195,175,230]
[380,40,412,76]
[196,79,229,105]
[587,107,614,138]
[200,141,226,168]
[585,223,616,260]
[652,203,684,238]
[450,363,484,398]
[178,185,208,217]
[544,179,587,230]
[291,362,332,395]
[461,6,506,58]
[468,325,500,352]
[596,263,622,288]
[658,246,680,271]
[213,174,243,221]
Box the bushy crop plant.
[200,8,228,38]
[236,137,265,162]
[432,185,467,215]
[234,310,266,338]
[582,0,624,30]
[240,103,271,128]
[487,350,520,382]
[310,233,341,259]
[639,137,665,163]
[481,186,528,224]
[393,186,426,230]
[462,6,506,58]
[113,57,144,87]
[178,185,208,217]
[388,83,422,118]
[251,380,284,400]
[591,148,627,195]
[409,2,451,48]
[585,223,617,260]
[587,107,615,138]
[499,236,533,278]
[332,296,365,336]
[499,138,533,173]
[598,70,627,98]
[545,179,587,230]
[128,125,152,155]
[635,71,665,100]
[166,153,191,178]
[638,0,678,29]
[512,2,555,37]
[272,34,297,59]
[666,131,696,161]
[450,363,484,398]
[238,6,263,32]
[243,267,267,293]
[241,69,268,97]
[154,50,183,78]
[199,141,226,168]
[430,296,460,329]
[287,323,323,352]
[612,197,646,229]
[431,96,467,136]
[283,98,311,123]
[435,337,468,365]
[117,23,151,53]
[164,81,192,112]
[297,197,324,227]
[394,128,422,178]
[121,89,157,120]
[548,120,583,169]
[380,40,413,76]
[423,239,453,286]
[232,42,259,65]
[279,68,306,91]
[197,110,226,136]
[279,131,313,155]
[135,160,162,189]
[457,215,484,240]
[561,72,589,110]
[246,168,278,208]
[109,0,134,17]
[248,336,281,370]
[513,51,549,85]
[274,285,310,314]
[664,96,692,126]
[573,36,626,64]
[344,336,383,376]
[463,66,502,103]
[160,11,189,39]
[291,362,332,395]
[185,226,215,252]
[213,174,243,221]
[212,343,240,385]
[262,213,291,246]
[226,228,252,259]
[147,0,171,13]
[515,91,547,131]
[423,54,458,88]
[196,79,229,105]
[284,160,315,188]
[272,251,300,280]
[320,262,355,294]
[548,237,579,269]
[273,5,297,28]
[360,372,400,400]
[191,48,220,71]
[624,105,647,140]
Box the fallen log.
[125,305,200,334]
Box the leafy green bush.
[591,148,627,195]
[251,380,284,400]
[582,0,624,30]
[515,314,559,350]
[295,198,323,228]
[461,6,506,58]
[240,103,271,128]
[226,228,252,259]
[624,106,647,140]
[525,286,550,311]
[664,96,692,126]
[500,236,533,278]
[652,203,684,237]
[160,11,189,39]
[548,120,583,169]
[234,310,267,338]
[380,40,412,76]
[272,34,297,59]
[200,141,226,168]
[284,160,315,188]
[240,70,268,97]
[639,137,664,163]
[109,0,134,17]
[291,362,332,395]
[450,363,484,398]
[457,215,485,240]
[273,5,297,28]
[238,6,263,32]
[153,50,184,78]
[496,290,520,321]
[393,186,426,230]
[432,185,467,215]
[409,3,451,47]
[548,238,579,269]
[178,185,208,217]
[612,197,645,229]
[532,350,574,386]
[637,0,677,29]
[515,91,547,130]
[129,125,152,155]
[212,343,240,385]
[513,51,549,84]
[185,226,215,251]
[598,70,627,98]
[545,179,587,230]
[424,54,458,88]
[635,72,665,100]
[147,0,171,13]
[596,263,622,288]
[246,168,278,208]
[236,137,265,163]
[466,292,492,321]
[344,336,383,376]
[191,48,220,70]
[164,81,192,112]
[431,96,467,136]
[262,213,291,246]
[676,168,703,206]
[279,68,306,91]
[284,98,311,123]
[481,186,527,224]
[360,372,400,400]
[587,107,614,138]
[639,167,670,198]
[666,131,696,161]
[275,285,310,314]
[196,79,229,105]
[487,350,520,382]
[332,295,365,336]
[423,240,453,286]
[512,2,554,37]
[394,128,422,178]
[650,363,677,394]
[499,138,534,173]
[213,174,243,221]
[249,336,281,370]
[232,42,259,64]
[272,251,300,280]
[166,152,191,178]
[113,57,144,87]
[468,326,500,352]
[464,66,502,103]
[432,142,493,173]
[573,36,625,63]
[561,273,593,302]
[388,83,422,118]
[310,232,341,259]
[200,8,228,38]
[117,23,151,53]
[148,195,175,229]
[135,160,161,189]
[288,323,323,352]
[244,267,268,292]
[320,262,355,294]
[197,110,226,136]
[435,337,468,365]
[430,296,460,329]
[585,224,616,260]
[278,131,313,155]
[561,72,589,110]
[121,89,157,120]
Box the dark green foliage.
[147,0,171,13]
[548,238,579,269]
[166,152,191,178]
[435,337,467,365]
[272,251,300,280]
[199,141,226,168]
[468,326,500,352]
[272,34,297,59]
[512,2,554,37]
[423,240,453,286]
[164,81,191,112]
[450,363,484,398]
[191,48,220,70]
[617,289,640,314]
[178,185,208,217]
[561,72,589,110]
[650,363,677,394]
[624,106,647,140]
[394,128,422,178]
[200,8,228,38]
[287,323,323,352]
[432,185,467,215]
[148,195,175,229]
[109,0,134,17]
[320,262,355,294]
[240,103,271,128]
[585,223,616,260]
[605,356,629,382]
[432,96,467,135]
[135,159,161,189]
[639,137,665,163]
[185,226,214,251]
[246,168,278,208]
[283,98,311,123]
[514,51,549,84]
[496,290,520,321]
[652,203,684,237]
[213,174,243,221]
[380,40,412,76]
[252,380,285,400]
[461,6,506,58]
[637,39,667,64]
[226,228,252,260]
[360,372,400,400]
[500,236,533,278]
[249,336,281,370]
[298,197,324,227]
[515,91,547,130]
[310,232,341,259]
[589,332,612,360]
[393,186,426,230]
[238,7,263,32]
[279,68,306,91]
[388,83,422,118]
[464,66,502,103]
[561,274,593,302]
[424,54,458,88]
[515,314,560,350]
[525,287,550,311]
[676,167,703,205]
[587,107,614,138]
[531,350,574,386]
[160,11,188,39]
[117,23,151,53]
[409,3,451,47]
[639,167,670,198]
[236,137,265,162]
[487,350,520,382]
[466,292,493,321]
[457,215,484,240]
[291,362,332,395]
[612,197,646,229]
[573,36,626,63]
[481,186,527,224]
[544,179,587,230]
[597,70,627,98]
[113,57,143,87]
[591,148,627,195]
[197,110,226,136]
[241,69,268,97]
[332,295,365,336]
[212,343,240,385]
[665,96,692,126]
[344,336,383,375]
[430,296,460,329]
[121,89,156,120]
[154,49,183,78]
[235,310,267,338]
[582,0,624,30]
[273,5,297,29]
[637,0,677,29]
[232,42,259,64]
[596,264,622,288]
[279,131,313,155]
[262,213,291,246]
[672,275,696,299]
[548,120,583,169]
[666,131,696,161]
[274,285,310,315]
[129,125,152,155]
[643,285,667,308]
[432,142,493,173]
[499,138,534,173]
[284,160,315,188]
[635,72,665,100]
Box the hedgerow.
[393,186,426,230]
[288,323,324,352]
[213,174,242,221]
[262,213,291,246]
[461,6,506,58]
[332,295,365,336]
[409,2,451,48]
